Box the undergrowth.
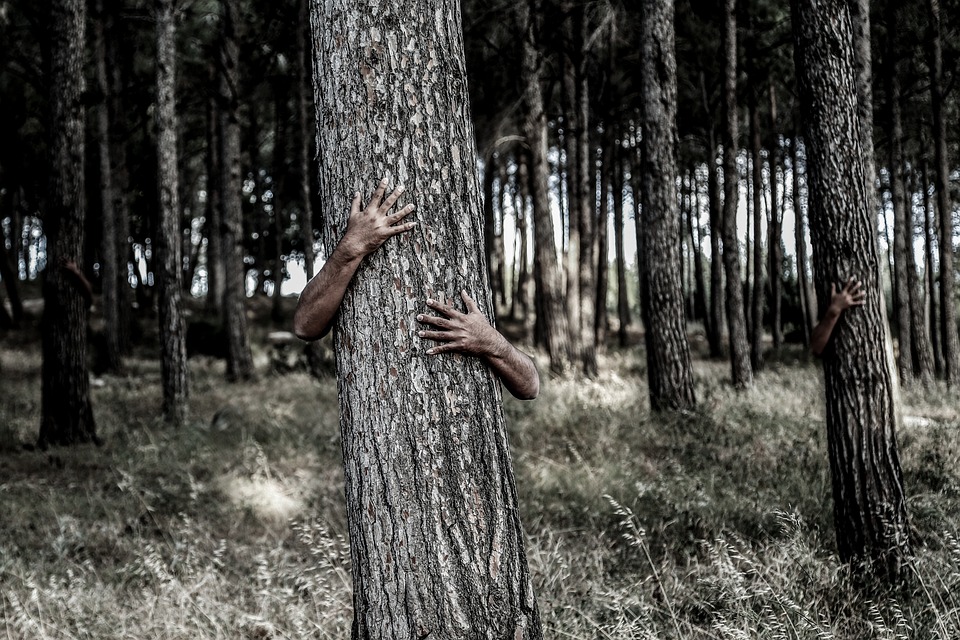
[2,335,960,638]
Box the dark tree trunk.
[560,25,581,363]
[921,162,943,377]
[155,0,188,426]
[483,152,500,317]
[721,0,752,388]
[39,0,97,448]
[792,0,911,579]
[520,2,572,373]
[926,0,960,382]
[574,18,597,377]
[93,0,122,372]
[749,85,764,372]
[768,85,784,351]
[613,141,630,347]
[296,0,316,282]
[205,62,224,314]
[639,0,696,411]
[310,0,544,635]
[218,1,254,381]
[689,167,709,334]
[595,137,610,349]
[793,133,816,342]
[704,75,725,358]
[495,159,508,311]
[271,79,290,324]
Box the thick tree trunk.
[218,1,254,381]
[926,0,960,382]
[639,0,696,411]
[310,0,544,636]
[792,0,911,579]
[38,0,97,448]
[721,0,752,388]
[297,0,316,281]
[93,0,122,373]
[520,1,572,373]
[155,0,188,426]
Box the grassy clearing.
[2,325,960,639]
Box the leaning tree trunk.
[721,0,752,388]
[926,0,960,382]
[639,0,697,412]
[93,0,122,373]
[792,0,911,580]
[310,0,544,636]
[155,0,188,426]
[520,0,572,373]
[38,0,97,447]
[218,0,254,381]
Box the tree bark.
[595,137,610,349]
[155,0,188,426]
[38,0,97,447]
[768,85,784,351]
[296,0,316,281]
[748,82,764,372]
[272,78,290,323]
[310,0,544,636]
[690,167,709,335]
[721,0,752,388]
[639,0,696,411]
[613,140,630,347]
[703,70,724,358]
[218,0,254,381]
[926,0,960,382]
[205,62,224,314]
[920,162,943,377]
[574,13,597,378]
[792,0,911,579]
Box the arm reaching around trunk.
[418,290,540,400]
[811,277,866,356]
[293,177,416,341]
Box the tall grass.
[2,336,959,638]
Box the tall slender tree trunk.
[721,0,752,388]
[595,138,610,348]
[296,0,316,281]
[310,0,544,635]
[520,2,572,373]
[560,32,581,364]
[690,167,709,334]
[205,69,224,314]
[639,0,696,411]
[921,162,944,377]
[39,0,97,447]
[93,0,122,373]
[793,133,816,340]
[768,85,784,351]
[574,14,597,377]
[218,1,254,381]
[155,0,188,426]
[926,0,960,382]
[613,142,630,347]
[272,79,289,323]
[792,0,911,580]
[704,78,725,358]
[903,168,934,382]
[749,84,764,372]
[483,153,500,316]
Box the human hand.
[339,176,416,260]
[58,256,80,275]
[829,277,866,313]
[417,290,505,358]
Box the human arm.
[417,290,540,400]
[60,258,93,308]
[293,178,416,341]
[810,277,866,356]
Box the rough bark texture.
[704,91,724,358]
[926,0,960,382]
[205,66,224,313]
[218,1,254,381]
[595,138,610,347]
[768,86,783,351]
[297,0,316,281]
[921,163,943,376]
[689,168,709,335]
[155,0,188,426]
[721,0,752,388]
[749,86,764,372]
[93,0,122,373]
[613,144,630,347]
[639,0,696,412]
[520,0,572,373]
[792,0,911,579]
[793,133,816,340]
[309,0,543,636]
[38,0,97,447]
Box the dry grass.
[2,329,960,639]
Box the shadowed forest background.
[2,0,960,637]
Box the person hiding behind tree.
[810,277,866,356]
[293,176,539,400]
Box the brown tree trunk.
[721,0,752,388]
[639,0,696,411]
[520,2,572,373]
[296,0,316,281]
[38,0,97,447]
[792,0,911,579]
[218,1,254,381]
[310,0,544,635]
[155,0,188,426]
[926,0,960,382]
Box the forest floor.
[2,299,960,639]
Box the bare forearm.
[810,306,841,356]
[293,246,362,341]
[484,335,540,400]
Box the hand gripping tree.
[308,1,543,637]
[792,0,911,580]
